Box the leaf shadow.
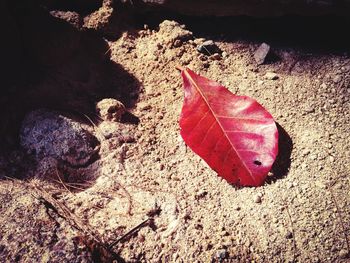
[266,122,293,184]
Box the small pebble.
[173,39,182,48]
[302,149,310,156]
[329,156,335,162]
[333,75,342,83]
[301,163,308,169]
[320,83,327,89]
[254,194,262,203]
[197,40,221,56]
[215,249,228,260]
[310,154,317,160]
[341,65,350,72]
[193,38,205,45]
[339,249,349,259]
[285,231,293,239]
[265,72,279,80]
[96,98,126,122]
[254,43,271,65]
[304,106,315,114]
[138,102,151,111]
[211,53,221,60]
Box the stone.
[50,11,83,29]
[285,231,293,239]
[197,40,221,56]
[20,109,100,166]
[211,53,221,60]
[96,98,126,122]
[265,72,279,80]
[254,194,262,203]
[193,38,206,45]
[254,43,270,65]
[333,75,342,83]
[304,106,315,114]
[339,249,349,259]
[215,249,229,260]
[173,39,182,47]
[320,83,327,89]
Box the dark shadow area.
[135,12,350,54]
[1,1,140,151]
[263,51,281,65]
[121,111,140,125]
[1,3,139,261]
[39,0,103,15]
[266,123,293,184]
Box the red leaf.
[179,68,278,186]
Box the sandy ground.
[0,7,350,263]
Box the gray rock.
[20,109,100,167]
[197,40,221,56]
[254,43,271,65]
[215,249,229,260]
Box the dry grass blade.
[108,217,151,249]
[29,181,123,262]
[82,113,106,140]
[50,178,87,192]
[31,181,100,242]
[55,168,72,194]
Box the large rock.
[121,0,350,16]
[20,109,100,167]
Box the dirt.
[1,5,350,263]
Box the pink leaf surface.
[179,68,279,186]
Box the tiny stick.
[175,65,185,72]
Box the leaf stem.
[175,65,185,72]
